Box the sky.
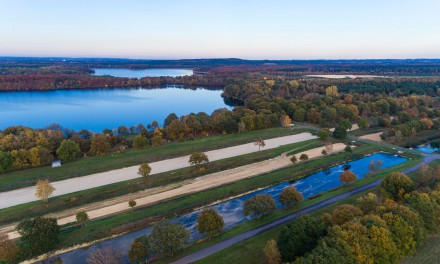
[0,0,439,59]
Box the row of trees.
[264,170,440,264]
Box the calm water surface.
[0,87,230,132]
[92,68,193,78]
[55,153,407,264]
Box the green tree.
[149,221,189,257]
[279,187,303,208]
[332,124,347,139]
[133,134,148,149]
[56,139,81,162]
[128,200,137,209]
[138,162,152,178]
[290,155,297,164]
[356,193,379,213]
[278,215,326,261]
[189,152,209,169]
[128,235,150,264]
[380,173,415,201]
[405,192,440,233]
[0,151,13,173]
[17,217,60,256]
[243,194,276,219]
[197,208,224,239]
[76,211,89,225]
[317,128,330,141]
[254,137,266,151]
[164,113,178,127]
[299,153,308,161]
[263,239,282,264]
[358,118,368,129]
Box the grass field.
[0,127,300,191]
[402,235,440,264]
[0,139,321,225]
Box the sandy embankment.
[360,132,383,142]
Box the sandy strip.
[5,143,348,240]
[0,133,317,210]
[360,132,383,142]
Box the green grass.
[0,127,301,191]
[50,143,416,252]
[0,139,321,225]
[402,235,440,264]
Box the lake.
[54,153,407,264]
[0,87,230,132]
[92,68,193,78]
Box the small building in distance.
[52,160,61,167]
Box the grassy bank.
[0,139,321,225]
[0,127,301,191]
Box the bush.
[76,211,89,224]
[299,154,308,161]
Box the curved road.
[172,153,440,264]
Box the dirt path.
[360,132,383,142]
[0,133,316,210]
[3,143,347,240]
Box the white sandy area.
[0,133,316,210]
[4,142,347,240]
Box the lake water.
[413,145,439,153]
[92,68,193,78]
[55,153,407,263]
[0,87,230,132]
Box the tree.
[29,147,53,167]
[368,159,383,175]
[325,142,334,155]
[325,85,339,96]
[0,151,13,173]
[278,215,326,261]
[56,139,81,162]
[280,115,291,128]
[133,134,148,149]
[149,221,189,257]
[254,137,266,151]
[197,208,224,239]
[323,204,363,226]
[87,247,122,264]
[128,200,137,209]
[405,192,440,233]
[243,194,276,219]
[0,235,20,263]
[317,128,330,141]
[299,153,308,161]
[138,162,152,178]
[35,179,55,203]
[263,239,282,264]
[430,139,440,149]
[381,173,415,201]
[90,134,111,156]
[166,119,188,141]
[17,217,60,256]
[358,118,368,129]
[76,211,89,224]
[356,193,379,213]
[117,125,128,136]
[164,113,179,127]
[339,170,357,185]
[344,145,352,153]
[290,155,297,164]
[333,124,347,139]
[279,187,303,207]
[128,235,150,264]
[189,152,209,169]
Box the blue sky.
[0,0,439,59]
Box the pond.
[54,153,407,263]
[0,86,230,132]
[413,145,439,154]
[92,68,193,78]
